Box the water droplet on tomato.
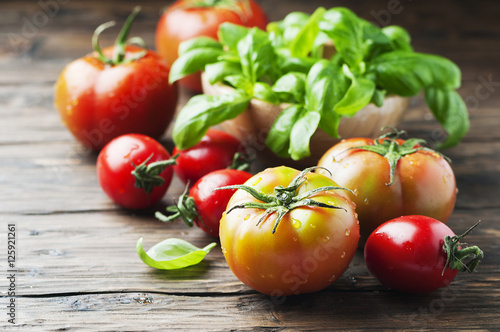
[363,197,369,205]
[259,273,266,279]
[292,237,298,242]
[245,266,250,270]
[328,275,337,282]
[309,224,316,229]
[252,177,262,186]
[244,214,250,221]
[345,229,350,236]
[292,219,301,229]
[321,234,330,242]
[340,251,346,258]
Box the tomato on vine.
[317,128,457,243]
[364,215,483,293]
[55,7,178,151]
[218,166,360,296]
[97,134,176,209]
[155,0,268,91]
[156,169,253,237]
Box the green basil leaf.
[320,7,365,68]
[382,26,413,52]
[218,22,250,53]
[424,88,470,149]
[237,28,275,83]
[266,105,303,158]
[136,238,216,270]
[173,91,251,149]
[371,51,462,96]
[253,82,279,104]
[178,37,222,56]
[289,110,321,160]
[289,7,326,58]
[169,48,224,84]
[371,89,387,108]
[205,61,242,85]
[278,55,318,74]
[224,75,253,95]
[272,72,306,104]
[334,76,376,116]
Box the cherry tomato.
[55,7,178,151]
[157,169,253,237]
[219,166,360,296]
[155,0,268,91]
[97,134,176,209]
[173,128,247,185]
[364,215,483,293]
[317,129,457,243]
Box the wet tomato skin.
[173,129,246,185]
[189,169,253,237]
[55,45,178,151]
[364,215,459,293]
[97,134,174,209]
[219,166,360,296]
[318,137,457,243]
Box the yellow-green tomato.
[219,166,359,296]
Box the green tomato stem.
[217,166,351,234]
[442,220,484,275]
[131,154,178,194]
[91,6,147,66]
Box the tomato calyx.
[155,185,205,229]
[228,152,252,172]
[131,154,178,194]
[442,220,484,275]
[349,128,450,186]
[92,6,147,66]
[218,167,352,234]
[183,0,251,22]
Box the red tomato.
[97,134,175,209]
[219,166,360,296]
[155,0,268,91]
[157,169,253,237]
[55,8,178,151]
[364,215,483,293]
[317,130,457,243]
[173,128,247,185]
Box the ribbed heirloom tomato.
[317,129,457,243]
[219,166,360,296]
[55,8,178,151]
[155,0,268,91]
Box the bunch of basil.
[169,7,469,160]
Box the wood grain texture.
[1,0,499,330]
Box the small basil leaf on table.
[172,91,251,150]
[136,238,216,270]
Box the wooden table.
[1,0,499,330]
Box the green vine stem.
[348,127,451,186]
[92,6,147,65]
[442,220,484,275]
[131,154,178,194]
[217,167,353,234]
